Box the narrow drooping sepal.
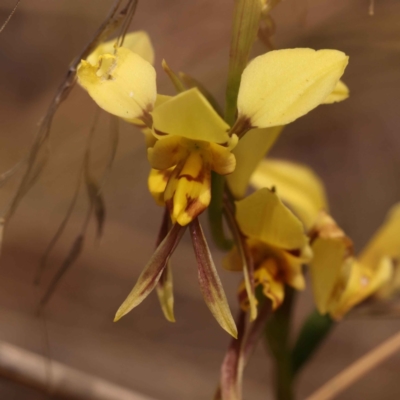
[156,264,175,322]
[155,208,175,322]
[114,223,186,321]
[190,218,238,338]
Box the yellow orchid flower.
[250,159,397,319]
[76,39,349,334]
[224,188,312,311]
[309,211,393,319]
[148,88,237,226]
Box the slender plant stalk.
[291,310,334,376]
[265,287,295,400]
[208,173,233,251]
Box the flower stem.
[291,310,334,376]
[265,287,295,400]
[208,173,233,251]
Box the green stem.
[265,287,295,400]
[291,310,334,376]
[208,173,233,251]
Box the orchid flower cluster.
[75,2,400,398]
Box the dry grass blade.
[190,218,237,338]
[0,159,25,190]
[39,235,84,308]
[34,172,82,285]
[4,0,132,221]
[0,0,21,34]
[306,330,400,400]
[84,155,106,239]
[0,218,4,256]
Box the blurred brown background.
[0,0,400,399]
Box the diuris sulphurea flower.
[251,158,399,319]
[77,32,348,335]
[224,188,312,313]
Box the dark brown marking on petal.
[286,249,301,258]
[229,116,253,139]
[154,128,169,136]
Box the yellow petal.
[255,260,285,310]
[251,159,328,229]
[235,188,308,250]
[330,257,392,320]
[210,142,237,175]
[322,80,349,104]
[375,258,399,299]
[226,126,283,199]
[152,88,230,143]
[86,31,155,66]
[359,203,400,269]
[77,47,156,120]
[147,136,187,170]
[309,237,350,315]
[237,48,349,128]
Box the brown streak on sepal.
[229,116,253,139]
[114,223,186,321]
[190,218,237,337]
[155,208,176,322]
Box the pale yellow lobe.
[237,48,349,128]
[251,159,328,229]
[209,142,237,175]
[164,151,211,226]
[86,31,155,66]
[152,88,230,143]
[236,188,308,250]
[227,126,283,199]
[309,237,349,315]
[358,203,400,269]
[323,80,349,104]
[329,257,392,320]
[77,47,156,120]
[148,168,173,206]
[255,261,285,310]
